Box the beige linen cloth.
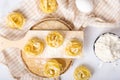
[0,0,120,80]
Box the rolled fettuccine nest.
[39,0,58,13]
[7,12,25,29]
[46,31,64,48]
[24,37,44,55]
[74,65,91,80]
[66,39,83,56]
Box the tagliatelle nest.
[24,37,44,55]
[39,0,58,13]
[7,12,25,29]
[44,59,62,78]
[66,39,83,56]
[46,31,64,48]
[74,66,91,80]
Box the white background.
[0,0,120,80]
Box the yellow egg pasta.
[46,31,64,48]
[44,59,62,78]
[24,37,44,55]
[74,66,91,80]
[7,12,25,29]
[66,39,83,56]
[39,0,58,13]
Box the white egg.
[75,0,93,14]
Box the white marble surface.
[0,0,120,80]
[0,0,22,18]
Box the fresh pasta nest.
[74,66,91,80]
[66,39,83,56]
[46,31,64,48]
[7,12,25,29]
[24,37,44,55]
[44,59,62,78]
[39,0,58,13]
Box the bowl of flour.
[94,33,120,63]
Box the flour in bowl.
[94,33,120,62]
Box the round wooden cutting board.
[30,18,73,30]
[21,18,73,78]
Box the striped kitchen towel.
[0,0,120,80]
[0,0,119,40]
